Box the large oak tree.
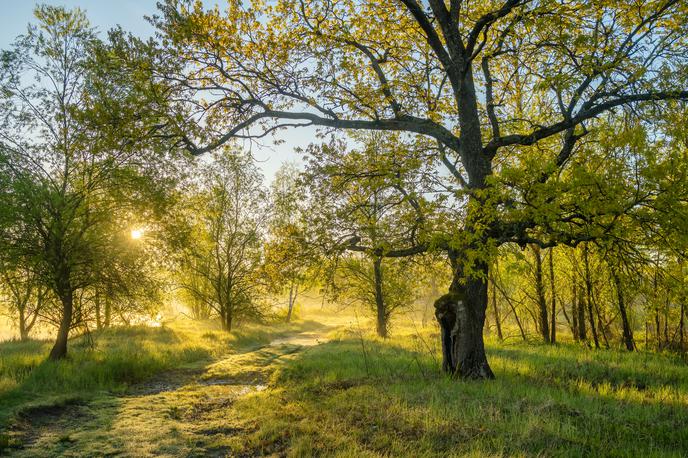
[147,0,688,378]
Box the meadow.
[1,309,686,457]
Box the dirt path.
[6,328,330,457]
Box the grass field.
[235,329,688,457]
[0,318,323,450]
[0,312,687,457]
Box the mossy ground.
[1,312,687,457]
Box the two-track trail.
[6,327,330,457]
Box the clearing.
[1,313,688,457]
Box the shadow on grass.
[239,336,688,457]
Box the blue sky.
[0,0,309,183]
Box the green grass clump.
[233,329,688,457]
[3,314,687,457]
[0,318,315,429]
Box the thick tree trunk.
[449,259,494,379]
[434,293,457,373]
[611,266,634,351]
[49,288,73,360]
[373,257,388,338]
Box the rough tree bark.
[434,292,458,373]
[452,261,494,379]
[438,250,494,379]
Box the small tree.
[262,163,316,322]
[304,134,434,336]
[0,263,51,341]
[178,150,268,331]
[330,254,419,337]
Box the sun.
[130,228,144,240]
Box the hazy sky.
[0,0,311,183]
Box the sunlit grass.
[232,325,688,457]
[2,310,687,456]
[0,317,318,429]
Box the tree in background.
[0,263,51,341]
[262,163,315,322]
[303,134,434,337]
[0,6,172,358]
[329,255,421,338]
[177,150,268,331]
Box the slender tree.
[178,151,268,331]
[303,135,433,337]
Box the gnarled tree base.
[434,285,494,380]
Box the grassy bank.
[0,318,317,432]
[233,328,688,457]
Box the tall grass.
[234,327,688,457]
[0,318,314,427]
